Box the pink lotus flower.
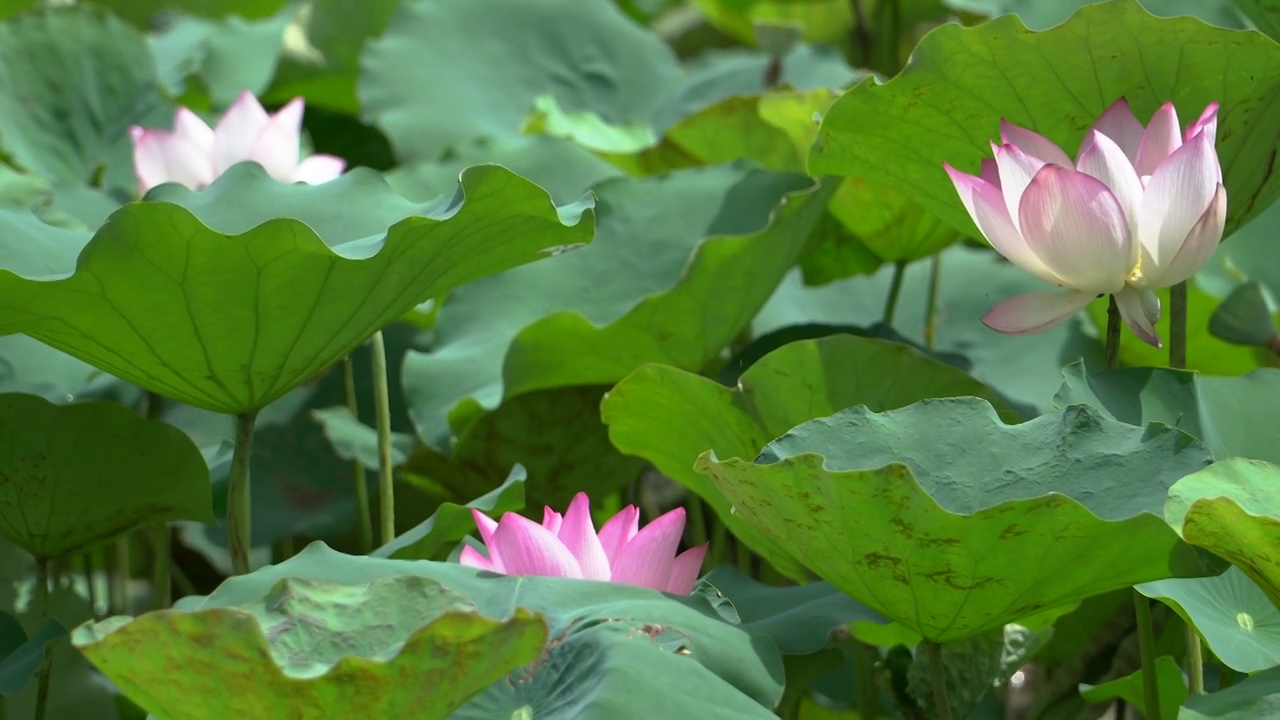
[944,98,1226,347]
[129,90,346,195]
[460,493,709,594]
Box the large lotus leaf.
[1165,458,1280,608]
[695,398,1214,641]
[753,245,1101,415]
[602,334,1020,580]
[360,0,681,161]
[0,163,593,415]
[74,575,546,720]
[698,565,889,655]
[0,393,213,560]
[1234,0,1280,43]
[0,7,167,193]
[402,164,812,445]
[946,0,1248,30]
[173,542,787,718]
[1138,566,1280,674]
[405,385,648,511]
[1055,362,1280,463]
[387,137,624,207]
[149,9,290,108]
[1179,665,1280,719]
[810,0,1280,239]
[501,180,833,398]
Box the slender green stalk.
[1104,295,1122,369]
[1133,590,1163,720]
[33,558,53,720]
[924,253,942,349]
[1106,293,1162,714]
[110,537,130,615]
[148,524,170,609]
[1170,281,1188,370]
[370,331,396,545]
[141,391,172,608]
[926,641,953,720]
[883,260,908,326]
[342,356,373,553]
[82,550,99,619]
[1168,281,1203,693]
[227,410,259,575]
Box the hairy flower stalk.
[461,493,709,594]
[944,98,1225,347]
[129,90,345,194]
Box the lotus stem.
[141,392,171,608]
[33,558,53,720]
[1104,295,1122,369]
[1170,281,1188,370]
[926,640,953,720]
[110,537,130,615]
[1168,280,1202,693]
[227,410,259,575]
[924,253,942,349]
[371,330,396,545]
[343,355,373,553]
[148,524,170,608]
[883,260,908,325]
[1133,590,1163,719]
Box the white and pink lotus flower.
[461,492,709,595]
[944,98,1226,347]
[129,90,346,194]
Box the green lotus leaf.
[171,542,786,718]
[74,575,546,720]
[1179,665,1280,719]
[360,0,680,162]
[403,164,817,445]
[1139,566,1280,674]
[810,0,1280,239]
[0,6,166,193]
[0,613,65,696]
[695,398,1214,641]
[602,333,1020,581]
[0,393,213,560]
[699,565,888,655]
[1080,655,1187,720]
[754,244,1101,415]
[1165,458,1280,608]
[0,163,593,414]
[1055,362,1280,463]
[947,0,1247,30]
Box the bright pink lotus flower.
[129,90,346,195]
[944,98,1225,347]
[460,493,709,594]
